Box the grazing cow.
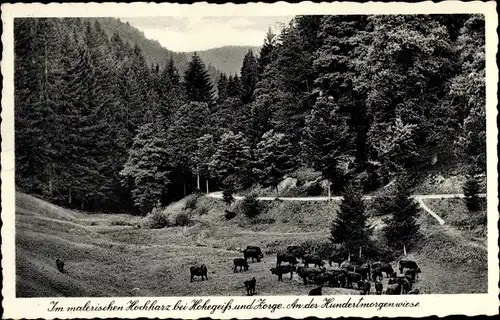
[276,252,298,266]
[404,269,418,282]
[303,254,325,268]
[244,277,256,296]
[371,261,394,277]
[56,259,65,273]
[309,272,330,285]
[408,288,420,295]
[399,277,412,294]
[354,264,371,280]
[399,260,421,274]
[346,271,362,288]
[361,280,371,295]
[308,286,322,296]
[375,281,383,295]
[244,247,264,263]
[270,265,296,282]
[287,245,306,259]
[234,258,249,273]
[190,264,208,282]
[371,268,383,281]
[340,260,360,271]
[297,266,322,285]
[385,283,402,295]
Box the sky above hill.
[121,16,293,52]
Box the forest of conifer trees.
[14,15,486,215]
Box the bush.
[146,208,171,229]
[224,210,237,220]
[185,194,199,210]
[240,194,265,218]
[174,212,193,227]
[110,218,133,226]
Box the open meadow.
[16,191,487,297]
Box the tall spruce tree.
[240,50,259,104]
[330,181,372,255]
[183,53,215,105]
[382,175,421,252]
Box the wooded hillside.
[14,15,485,214]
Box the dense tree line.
[15,15,486,214]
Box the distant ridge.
[187,45,261,75]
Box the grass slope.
[16,192,487,297]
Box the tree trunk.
[196,169,200,191]
[403,244,407,256]
[328,183,331,200]
[183,181,186,197]
[348,250,351,262]
[68,188,72,205]
[359,246,362,258]
[275,185,279,200]
[206,179,209,195]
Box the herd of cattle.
[189,245,422,296]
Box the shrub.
[224,210,237,220]
[146,208,171,229]
[252,217,275,225]
[240,194,265,218]
[222,189,234,206]
[110,219,133,226]
[174,212,192,227]
[184,194,199,210]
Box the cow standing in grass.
[233,258,249,273]
[56,259,65,273]
[276,252,298,266]
[244,277,256,296]
[190,264,208,282]
[270,265,296,282]
[244,246,264,263]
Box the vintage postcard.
[1,1,498,319]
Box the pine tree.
[302,98,353,196]
[382,175,421,252]
[184,53,215,105]
[258,28,276,76]
[195,134,216,193]
[463,174,481,211]
[330,181,372,255]
[240,50,259,104]
[253,130,295,198]
[120,116,171,214]
[227,74,242,98]
[217,73,229,103]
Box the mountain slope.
[92,18,221,85]
[188,46,261,75]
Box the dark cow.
[276,252,298,266]
[244,246,264,262]
[56,258,65,273]
[392,276,412,293]
[360,280,371,295]
[244,277,256,296]
[375,281,383,295]
[385,283,402,295]
[346,271,362,288]
[303,254,325,268]
[309,272,330,285]
[340,260,360,271]
[328,250,345,267]
[354,264,371,280]
[190,264,208,282]
[270,265,296,282]
[408,288,420,295]
[297,266,322,285]
[308,286,322,296]
[404,269,418,282]
[234,258,249,273]
[399,260,421,274]
[371,268,383,282]
[287,245,306,259]
[371,261,394,277]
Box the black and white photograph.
[1,1,498,319]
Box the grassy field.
[15,191,488,297]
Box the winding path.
[206,191,487,226]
